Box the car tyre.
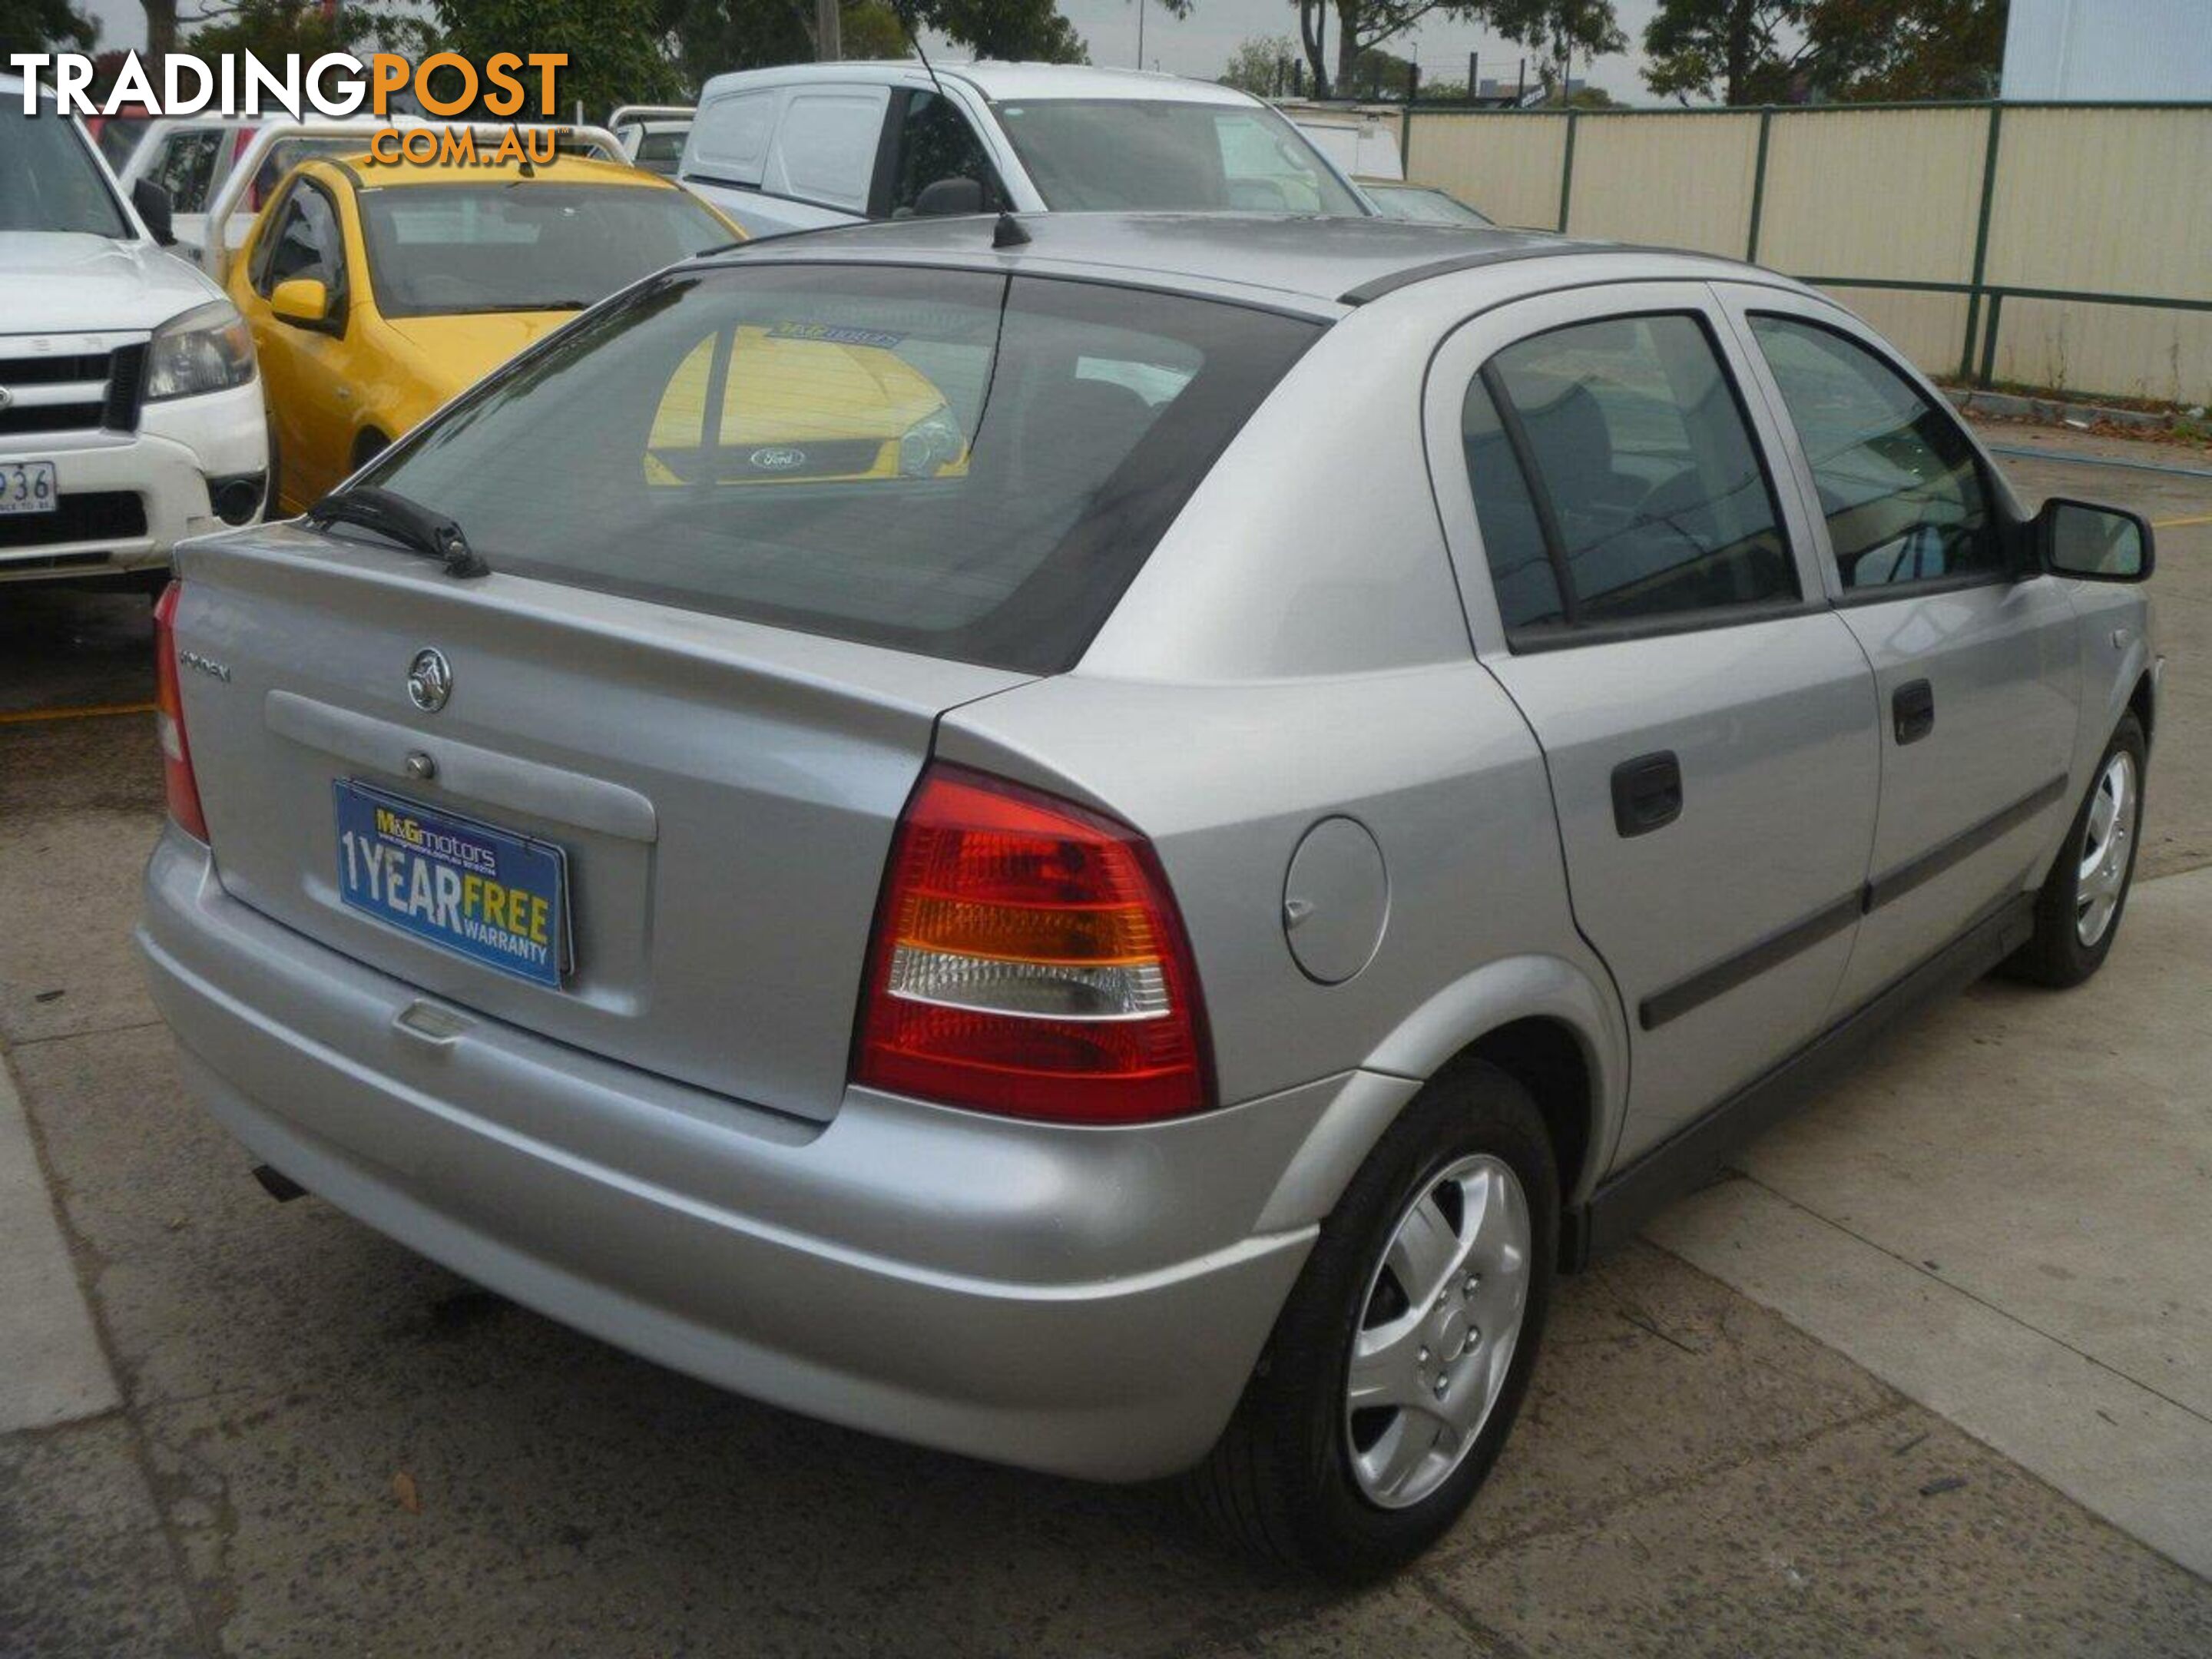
[2006,713,2147,988]
[1187,1061,1555,1579]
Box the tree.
[654,0,1084,87]
[0,0,98,55]
[141,0,177,54]
[1644,0,2003,106]
[842,2,910,57]
[1283,0,1619,107]
[399,0,684,119]
[1641,0,1806,105]
[1286,1,1493,102]
[1294,0,1327,95]
[1221,34,1300,96]
[926,0,1089,61]
[1805,0,2003,101]
[187,0,382,57]
[1482,0,1626,99]
[1346,44,1414,97]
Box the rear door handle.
[1893,678,1936,745]
[1611,750,1683,837]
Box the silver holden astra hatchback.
[141,214,2159,1578]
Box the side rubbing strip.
[1640,891,1862,1032]
[1641,772,2072,1033]
[1866,774,2070,913]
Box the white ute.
[1,77,268,588]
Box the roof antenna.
[896,3,953,106]
[896,2,1023,245]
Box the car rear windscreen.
[360,263,1320,672]
[356,183,733,315]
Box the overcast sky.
[1053,0,1668,96]
[78,0,1673,104]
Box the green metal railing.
[1399,98,2212,390]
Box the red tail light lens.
[152,580,210,843]
[854,764,1213,1124]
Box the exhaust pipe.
[251,1163,307,1203]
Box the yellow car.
[644,323,968,488]
[229,151,745,512]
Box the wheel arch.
[1255,955,1628,1242]
[2128,667,2156,748]
[1363,953,1624,1207]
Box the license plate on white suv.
[0,462,58,515]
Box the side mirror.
[131,178,175,247]
[270,276,336,332]
[2035,497,2154,583]
[913,176,985,217]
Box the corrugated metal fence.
[1401,101,2212,406]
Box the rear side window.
[633,131,686,171]
[1750,314,2002,591]
[690,91,777,184]
[772,90,886,210]
[151,129,224,213]
[363,266,1318,673]
[1462,312,1797,640]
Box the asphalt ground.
[2,426,2209,1656]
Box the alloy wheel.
[2076,750,2137,947]
[1343,1154,1532,1509]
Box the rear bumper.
[0,381,267,583]
[138,828,1349,1482]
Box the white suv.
[1,80,269,588]
[676,61,1370,237]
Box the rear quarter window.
[690,91,777,183]
[360,264,1319,673]
[770,90,885,208]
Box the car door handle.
[1611,751,1683,838]
[1893,679,1936,745]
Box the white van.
[677,61,1371,236]
[0,79,269,587]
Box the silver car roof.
[695,212,1813,320]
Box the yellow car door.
[233,173,359,511]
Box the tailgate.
[168,526,1031,1122]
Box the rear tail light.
[152,580,210,843]
[854,764,1213,1124]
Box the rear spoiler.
[199,119,627,283]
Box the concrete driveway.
[1653,427,2212,1582]
[3,426,2210,1656]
